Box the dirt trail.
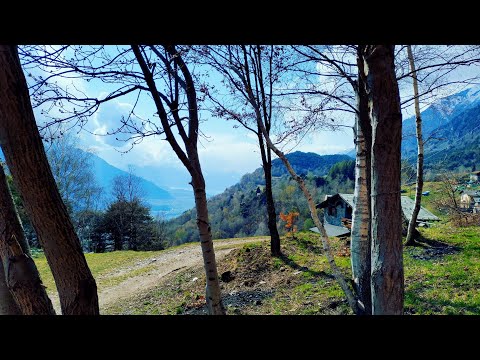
[50,237,267,314]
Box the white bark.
[350,111,371,313]
[405,45,424,246]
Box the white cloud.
[199,131,262,175]
[295,128,354,155]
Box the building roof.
[461,190,480,197]
[310,223,351,237]
[400,196,439,221]
[316,192,440,222]
[317,193,354,209]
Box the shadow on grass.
[278,253,334,280]
[406,233,461,260]
[405,291,480,315]
[291,235,324,256]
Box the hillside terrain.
[33,222,478,315]
[166,153,355,245]
[401,85,480,174]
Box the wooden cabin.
[312,193,440,237]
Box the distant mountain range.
[343,84,480,172]
[91,153,172,202]
[88,152,196,219]
[401,85,480,172]
[269,152,353,177]
[167,151,355,243]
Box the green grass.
[33,222,480,315]
[403,223,480,314]
[33,250,165,294]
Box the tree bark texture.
[258,134,281,256]
[405,45,424,246]
[191,168,225,315]
[363,45,404,315]
[0,165,55,315]
[0,260,21,315]
[0,45,99,315]
[350,51,372,314]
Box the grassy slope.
[103,223,480,315]
[32,180,479,314]
[34,249,167,295]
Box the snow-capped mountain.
[402,84,480,171]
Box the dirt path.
[50,237,267,314]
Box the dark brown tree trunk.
[0,260,21,315]
[0,165,56,315]
[363,45,404,315]
[0,45,99,315]
[350,49,372,314]
[258,134,281,256]
[405,45,424,246]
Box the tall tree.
[0,164,56,315]
[291,45,372,313]
[0,45,99,315]
[46,133,104,250]
[362,45,404,315]
[258,107,361,314]
[199,45,285,256]
[350,47,372,314]
[404,45,424,246]
[46,133,103,215]
[131,45,225,315]
[19,44,225,315]
[236,46,362,314]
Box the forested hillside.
[401,85,480,174]
[167,153,355,245]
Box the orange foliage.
[279,211,300,236]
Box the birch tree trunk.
[0,45,99,315]
[405,45,424,246]
[350,51,372,314]
[0,165,56,315]
[363,45,404,315]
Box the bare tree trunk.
[0,165,55,315]
[0,45,99,315]
[255,117,361,314]
[350,52,372,314]
[191,166,225,315]
[405,45,424,246]
[258,135,281,256]
[0,261,21,315]
[132,45,225,314]
[363,45,404,315]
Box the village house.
[311,193,440,237]
[470,171,480,182]
[459,190,480,213]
